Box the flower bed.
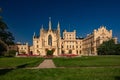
[17,54,40,57]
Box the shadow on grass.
[0,63,29,76]
[115,76,120,80]
[0,69,13,75]
[16,63,28,68]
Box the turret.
[74,30,76,33]
[113,37,117,44]
[41,24,44,30]
[26,42,28,46]
[74,30,76,39]
[57,21,60,35]
[110,30,112,38]
[33,32,36,38]
[40,25,44,36]
[49,17,52,30]
[94,29,97,35]
[57,21,60,31]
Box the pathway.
[35,59,56,69]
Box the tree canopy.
[97,39,120,55]
[0,20,14,45]
[0,9,15,55]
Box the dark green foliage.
[0,40,7,56]
[47,50,54,56]
[0,20,14,45]
[115,44,120,55]
[97,39,120,55]
[46,48,55,56]
[0,18,14,55]
[4,50,17,57]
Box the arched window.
[48,35,52,46]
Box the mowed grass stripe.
[53,56,120,67]
[0,68,120,80]
[0,57,44,68]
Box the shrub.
[97,39,117,55]
[46,48,55,56]
[4,50,17,57]
[47,50,53,56]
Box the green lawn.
[0,57,44,68]
[53,56,120,67]
[0,56,120,80]
[0,68,120,80]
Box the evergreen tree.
[0,8,14,55]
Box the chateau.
[16,18,117,56]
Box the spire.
[34,32,36,36]
[40,25,43,33]
[57,21,60,30]
[33,32,36,38]
[40,25,43,36]
[41,24,44,30]
[49,17,52,30]
[57,21,60,37]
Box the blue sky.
[0,0,120,45]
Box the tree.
[0,8,15,55]
[0,39,7,55]
[46,48,55,57]
[0,20,14,45]
[115,44,120,55]
[97,39,116,55]
[4,50,17,57]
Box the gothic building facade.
[32,18,61,56]
[17,18,117,56]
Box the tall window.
[48,35,52,46]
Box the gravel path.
[35,59,56,69]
